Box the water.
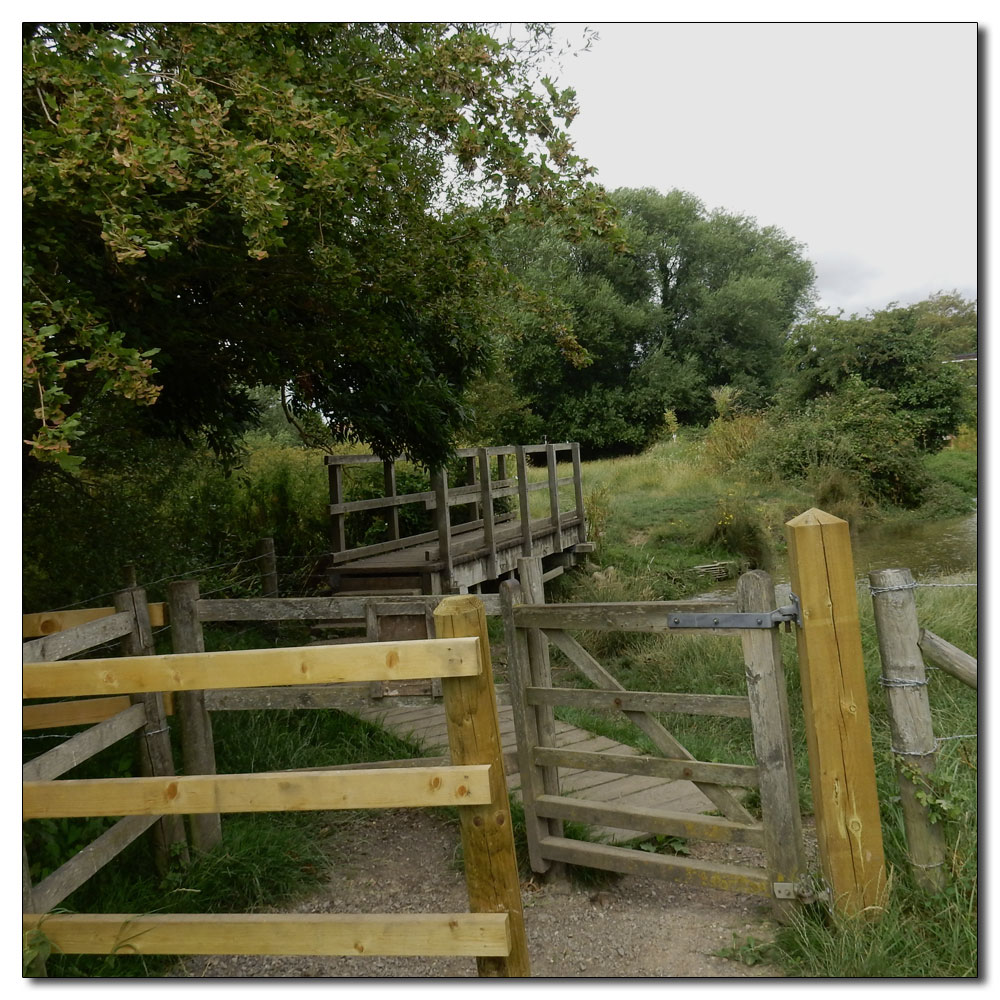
[701,506,977,599]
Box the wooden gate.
[500,559,809,919]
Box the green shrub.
[746,377,928,507]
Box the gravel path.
[171,808,783,979]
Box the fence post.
[114,587,189,872]
[477,448,498,580]
[167,581,223,853]
[433,595,531,977]
[545,443,563,552]
[785,508,887,916]
[515,446,534,556]
[328,461,346,555]
[431,467,454,592]
[255,537,279,598]
[571,442,586,544]
[870,568,949,891]
[736,570,807,922]
[516,556,566,881]
[383,460,400,541]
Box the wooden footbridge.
[325,443,593,597]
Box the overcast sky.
[542,21,978,317]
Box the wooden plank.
[546,443,563,551]
[543,628,757,825]
[538,836,771,895]
[478,448,498,580]
[432,468,453,591]
[328,490,436,515]
[23,696,134,731]
[501,581,551,873]
[23,637,482,699]
[513,601,734,633]
[532,747,759,788]
[24,912,511,959]
[918,628,977,689]
[870,568,949,891]
[384,461,401,540]
[516,446,534,556]
[786,509,887,916]
[433,595,532,977]
[737,570,808,921]
[23,604,167,638]
[22,612,134,663]
[22,704,147,782]
[28,815,160,913]
[525,685,751,718]
[23,766,493,819]
[328,462,347,553]
[533,795,765,847]
[571,442,586,544]
[204,683,375,711]
[169,580,222,853]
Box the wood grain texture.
[434,595,532,977]
[22,604,167,637]
[22,912,511,958]
[737,570,807,920]
[870,568,949,891]
[23,766,493,819]
[918,628,977,689]
[22,612,134,663]
[23,637,482,698]
[786,509,887,916]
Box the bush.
[745,377,929,507]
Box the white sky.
[545,20,978,317]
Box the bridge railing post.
[571,442,586,544]
[432,467,454,591]
[515,446,534,557]
[477,448,498,579]
[383,460,400,541]
[546,443,563,552]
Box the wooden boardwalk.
[353,690,714,844]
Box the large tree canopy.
[479,187,815,454]
[23,22,614,471]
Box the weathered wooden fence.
[326,443,590,594]
[869,567,977,891]
[23,596,530,976]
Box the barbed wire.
[869,581,977,596]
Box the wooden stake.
[168,581,222,853]
[433,595,531,977]
[785,509,887,916]
[870,568,949,891]
[255,538,279,598]
[114,588,188,871]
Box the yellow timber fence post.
[785,508,888,917]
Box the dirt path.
[171,808,783,979]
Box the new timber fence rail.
[22,596,530,977]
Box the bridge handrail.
[325,443,585,570]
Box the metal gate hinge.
[772,880,828,903]
[667,598,801,630]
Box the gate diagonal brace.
[667,594,802,631]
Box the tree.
[912,290,978,356]
[781,304,973,450]
[479,187,814,454]
[23,22,614,473]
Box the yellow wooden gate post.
[785,508,887,917]
[433,595,531,977]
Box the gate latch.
[667,593,802,630]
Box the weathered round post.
[870,568,949,891]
